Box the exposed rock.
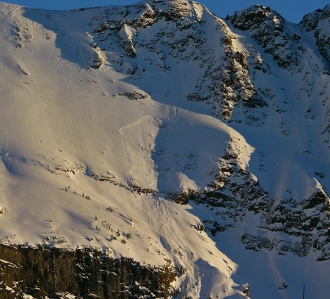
[117,91,150,100]
[90,56,102,69]
[86,1,267,123]
[230,5,304,69]
[118,24,137,58]
[301,5,330,70]
[0,244,176,299]
[167,142,330,260]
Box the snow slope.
[0,1,330,298]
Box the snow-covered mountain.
[0,1,330,298]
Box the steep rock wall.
[0,244,176,299]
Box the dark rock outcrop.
[230,5,304,69]
[301,4,330,70]
[171,142,330,260]
[84,0,267,123]
[0,244,176,299]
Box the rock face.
[301,4,330,71]
[0,244,175,299]
[187,144,330,260]
[230,5,304,69]
[84,0,267,122]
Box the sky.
[1,0,330,23]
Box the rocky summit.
[0,1,330,298]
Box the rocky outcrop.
[85,1,267,123]
[170,142,330,260]
[0,244,176,299]
[191,180,330,260]
[301,5,330,71]
[188,38,267,122]
[229,5,304,69]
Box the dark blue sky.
[2,0,330,23]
